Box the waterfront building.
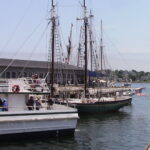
[0,58,84,84]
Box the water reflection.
[75,110,132,150]
[0,136,79,150]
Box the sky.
[0,0,150,71]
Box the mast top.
[101,19,103,41]
[52,0,54,7]
[83,0,86,7]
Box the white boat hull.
[0,78,79,138]
[0,112,78,136]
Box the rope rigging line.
[18,0,52,78]
[58,26,66,62]
[0,19,45,77]
[103,30,132,70]
[18,24,49,78]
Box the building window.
[67,74,70,80]
[6,72,10,78]
[12,72,16,78]
[1,72,5,78]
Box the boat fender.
[12,85,20,93]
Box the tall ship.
[56,0,132,113]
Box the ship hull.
[76,98,131,113]
[0,111,78,137]
[64,97,132,113]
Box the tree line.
[104,69,150,82]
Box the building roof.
[0,58,83,71]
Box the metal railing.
[23,78,50,92]
[0,105,54,112]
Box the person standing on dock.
[2,99,8,111]
[35,98,41,110]
[47,97,53,110]
[0,98,3,111]
[27,96,34,110]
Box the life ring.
[12,85,20,93]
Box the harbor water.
[0,83,150,150]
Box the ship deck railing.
[0,104,76,113]
[0,78,50,93]
[22,78,50,92]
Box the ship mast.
[67,24,73,64]
[77,26,84,68]
[77,0,92,97]
[51,0,56,97]
[100,20,103,72]
[83,0,88,98]
[89,11,93,71]
[89,10,96,71]
[77,0,89,97]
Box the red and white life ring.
[12,85,20,93]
